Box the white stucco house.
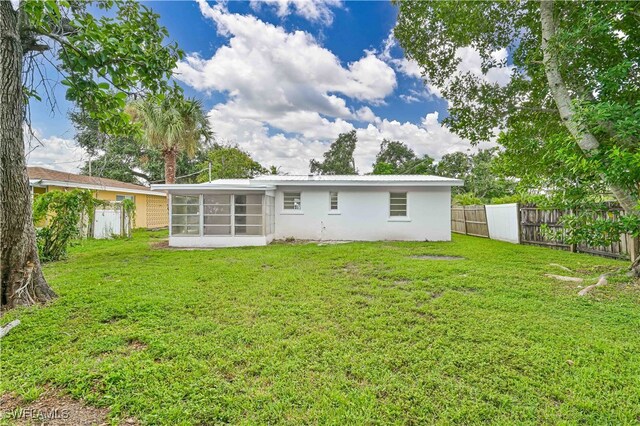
[151,175,463,247]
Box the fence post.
[628,235,639,263]
[462,206,468,235]
[516,203,522,244]
[568,208,577,252]
[120,204,125,237]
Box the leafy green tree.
[373,139,416,173]
[197,144,267,182]
[268,165,281,175]
[395,1,640,271]
[1,1,181,308]
[72,110,203,184]
[437,149,516,199]
[310,130,358,175]
[372,139,436,175]
[127,90,213,184]
[465,149,516,200]
[436,152,471,181]
[372,162,395,175]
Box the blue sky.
[27,0,503,175]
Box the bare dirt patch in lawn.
[125,339,148,353]
[0,387,137,426]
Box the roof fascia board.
[152,180,463,192]
[30,179,164,196]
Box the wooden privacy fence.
[520,203,633,260]
[453,202,638,261]
[451,205,489,238]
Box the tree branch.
[540,0,639,215]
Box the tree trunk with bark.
[1,2,56,309]
[540,0,639,274]
[163,148,177,184]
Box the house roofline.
[151,179,464,192]
[30,179,165,197]
[151,184,277,192]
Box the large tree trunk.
[1,2,56,309]
[540,0,639,216]
[540,0,640,276]
[163,148,177,184]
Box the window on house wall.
[389,192,407,217]
[234,194,263,235]
[283,192,301,210]
[116,194,134,202]
[330,191,339,211]
[171,195,200,235]
[203,194,231,235]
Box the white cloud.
[250,0,343,25]
[177,2,396,112]
[455,46,513,87]
[354,106,378,123]
[352,112,495,172]
[176,3,490,175]
[380,31,514,102]
[25,130,84,173]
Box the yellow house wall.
[93,190,167,229]
[37,186,167,229]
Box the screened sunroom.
[167,187,275,247]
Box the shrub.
[33,189,103,262]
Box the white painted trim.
[387,217,412,222]
[30,179,164,197]
[169,235,268,247]
[152,180,462,192]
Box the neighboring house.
[151,175,463,247]
[28,167,168,229]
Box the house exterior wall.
[273,185,452,241]
[37,185,167,229]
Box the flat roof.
[252,175,463,184]
[151,174,463,192]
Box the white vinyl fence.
[93,203,131,239]
[485,203,520,244]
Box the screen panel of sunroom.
[203,194,232,235]
[234,194,263,235]
[171,195,200,235]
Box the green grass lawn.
[1,230,639,425]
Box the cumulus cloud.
[250,0,343,25]
[175,2,490,175]
[380,31,514,101]
[178,1,396,107]
[25,130,84,173]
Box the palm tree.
[128,93,213,183]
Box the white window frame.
[388,192,410,222]
[170,194,201,236]
[233,194,264,236]
[116,194,134,202]
[203,194,232,236]
[328,191,340,214]
[282,192,303,214]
